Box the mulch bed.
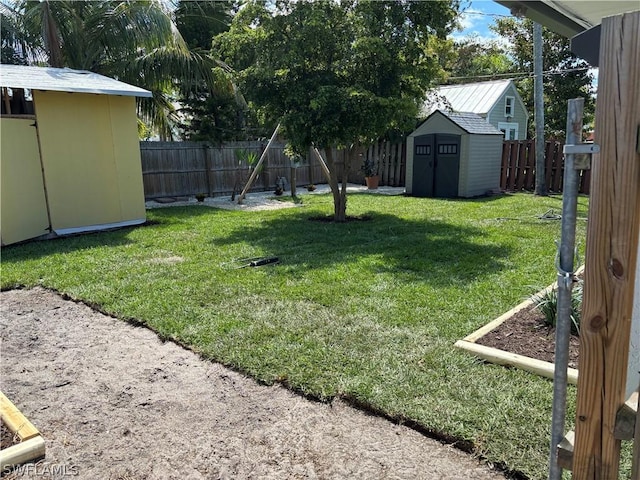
[475,304,580,369]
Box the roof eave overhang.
[495,1,588,37]
[495,1,602,66]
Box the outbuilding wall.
[406,114,466,195]
[407,112,503,198]
[34,91,145,234]
[462,134,503,197]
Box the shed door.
[0,118,50,245]
[434,134,460,198]
[412,134,435,197]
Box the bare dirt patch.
[0,288,505,479]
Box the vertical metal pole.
[548,97,584,480]
[534,22,547,196]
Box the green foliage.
[173,1,252,143]
[7,0,223,140]
[175,0,234,51]
[440,35,514,84]
[532,279,582,335]
[213,0,459,219]
[491,17,595,138]
[360,158,377,177]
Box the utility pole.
[534,22,547,196]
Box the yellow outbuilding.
[1,65,152,246]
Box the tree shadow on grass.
[212,209,511,287]
[1,206,225,264]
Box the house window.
[505,96,515,117]
[437,144,458,155]
[415,145,431,155]
[1,87,35,117]
[498,122,519,140]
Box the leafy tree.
[215,0,459,221]
[175,0,233,51]
[173,0,250,143]
[4,0,222,139]
[445,36,514,84]
[492,17,595,138]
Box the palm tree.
[4,0,229,139]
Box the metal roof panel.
[426,80,513,116]
[0,65,152,97]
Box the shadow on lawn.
[213,208,511,286]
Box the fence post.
[572,11,640,479]
[203,144,212,197]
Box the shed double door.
[412,134,461,198]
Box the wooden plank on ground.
[0,392,40,441]
[572,11,640,480]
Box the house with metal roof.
[406,110,504,198]
[425,79,528,141]
[1,65,152,245]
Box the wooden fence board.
[140,140,405,200]
[500,139,590,194]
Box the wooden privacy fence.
[500,139,591,194]
[140,140,406,199]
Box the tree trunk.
[324,147,347,222]
[290,165,297,197]
[41,1,64,68]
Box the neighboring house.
[0,65,152,246]
[424,79,529,141]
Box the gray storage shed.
[406,110,504,198]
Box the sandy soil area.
[0,287,505,479]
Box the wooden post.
[203,145,212,197]
[312,148,332,184]
[572,11,640,479]
[237,123,280,203]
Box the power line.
[446,66,592,82]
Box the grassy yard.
[2,192,596,479]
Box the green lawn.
[2,192,595,479]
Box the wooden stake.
[573,11,640,479]
[312,148,332,184]
[237,123,280,204]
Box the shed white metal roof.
[427,79,513,116]
[433,110,504,135]
[0,65,152,97]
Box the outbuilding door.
[412,134,461,198]
[0,118,51,245]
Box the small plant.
[306,184,316,192]
[532,279,582,335]
[360,158,377,177]
[195,193,206,202]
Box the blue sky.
[452,0,513,43]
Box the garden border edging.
[454,268,583,385]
